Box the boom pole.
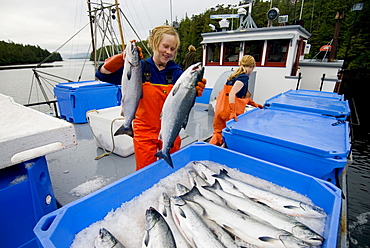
[87,0,98,70]
[115,0,125,51]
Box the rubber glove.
[229,103,238,121]
[247,98,263,109]
[103,52,124,73]
[103,46,143,73]
[196,78,206,97]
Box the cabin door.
[291,38,304,76]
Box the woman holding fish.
[96,25,206,170]
[209,55,263,146]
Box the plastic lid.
[225,108,350,158]
[284,89,344,100]
[265,93,350,118]
[56,80,112,89]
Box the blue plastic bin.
[223,108,350,185]
[195,88,212,104]
[0,156,57,248]
[283,89,344,100]
[34,143,341,248]
[54,80,121,123]
[264,90,350,120]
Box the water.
[348,128,370,248]
[0,59,96,113]
[1,60,369,247]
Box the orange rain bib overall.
[209,85,248,146]
[133,82,181,170]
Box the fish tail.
[180,186,201,201]
[213,169,227,180]
[155,150,174,168]
[202,179,223,192]
[114,125,134,137]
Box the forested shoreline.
[0,41,63,66]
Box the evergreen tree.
[0,41,63,66]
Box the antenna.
[235,1,257,30]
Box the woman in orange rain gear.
[96,25,206,170]
[209,55,262,146]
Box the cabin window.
[265,39,289,67]
[206,43,221,65]
[223,42,240,66]
[244,40,264,66]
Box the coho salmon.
[142,207,177,248]
[158,193,191,248]
[188,170,227,206]
[180,187,312,248]
[214,169,326,218]
[204,180,324,246]
[170,196,226,248]
[175,183,240,248]
[192,161,245,198]
[155,63,204,167]
[114,40,142,137]
[94,227,125,248]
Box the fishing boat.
[0,1,350,248]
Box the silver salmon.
[214,169,326,218]
[155,63,204,167]
[142,207,177,248]
[192,161,245,197]
[204,180,324,246]
[170,196,226,248]
[114,40,142,137]
[94,227,125,248]
[158,193,191,248]
[180,187,312,248]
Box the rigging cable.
[123,0,146,40]
[119,8,151,56]
[35,22,90,68]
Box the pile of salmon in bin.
[34,89,349,248]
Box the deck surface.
[47,103,214,206]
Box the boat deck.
[47,103,214,206]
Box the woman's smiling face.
[153,33,177,67]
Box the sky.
[0,0,241,58]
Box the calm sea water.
[1,60,369,247]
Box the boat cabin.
[201,25,343,103]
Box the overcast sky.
[0,0,240,58]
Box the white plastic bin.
[87,106,134,157]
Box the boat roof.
[201,25,311,44]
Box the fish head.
[278,233,312,248]
[159,192,171,207]
[125,40,140,67]
[192,161,214,181]
[95,228,119,247]
[175,183,190,196]
[181,62,204,89]
[145,207,161,231]
[292,225,324,246]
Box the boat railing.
[24,100,59,118]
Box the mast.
[115,0,125,51]
[87,0,98,70]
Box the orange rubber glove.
[229,103,238,121]
[103,52,124,73]
[196,78,206,97]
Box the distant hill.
[67,53,90,59]
[0,40,62,66]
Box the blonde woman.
[183,45,198,70]
[96,25,206,170]
[209,55,262,146]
